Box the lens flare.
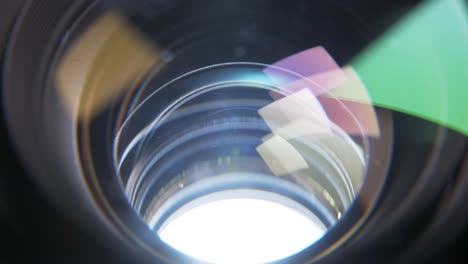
[264,47,380,137]
[352,0,468,135]
[55,12,162,118]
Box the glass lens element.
[158,189,327,264]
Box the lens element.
[158,189,327,264]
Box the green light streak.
[353,0,468,135]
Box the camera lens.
[2,0,466,263]
[53,4,394,262]
[112,61,383,262]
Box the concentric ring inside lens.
[113,63,372,262]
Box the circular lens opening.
[114,63,371,262]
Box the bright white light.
[158,190,327,264]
